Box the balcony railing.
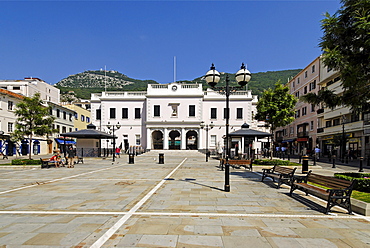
[297,131,309,138]
[317,128,324,133]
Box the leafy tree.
[304,0,370,112]
[255,82,297,157]
[12,93,56,159]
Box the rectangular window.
[135,135,141,145]
[224,108,227,119]
[81,115,85,122]
[154,105,160,117]
[304,71,308,78]
[169,104,178,117]
[236,108,243,119]
[312,65,315,73]
[110,108,116,119]
[8,101,13,110]
[86,117,90,123]
[351,113,360,122]
[333,118,340,126]
[211,108,217,119]
[295,110,300,118]
[96,109,101,120]
[63,111,66,119]
[290,127,294,134]
[69,113,73,121]
[189,105,195,117]
[311,104,315,112]
[302,107,307,116]
[326,120,332,127]
[304,86,307,94]
[310,121,314,131]
[7,122,13,132]
[135,108,141,119]
[56,109,60,118]
[122,108,128,119]
[210,135,216,147]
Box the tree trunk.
[28,134,32,160]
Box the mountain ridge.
[55,69,301,100]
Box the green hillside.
[55,69,301,100]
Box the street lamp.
[205,63,251,192]
[341,115,347,163]
[200,121,215,162]
[106,121,121,162]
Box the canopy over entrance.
[229,123,271,138]
[60,124,115,139]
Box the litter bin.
[302,155,309,173]
[129,153,135,164]
[159,153,164,164]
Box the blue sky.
[0,0,341,84]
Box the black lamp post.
[106,121,121,162]
[341,115,346,163]
[205,63,251,192]
[200,121,215,162]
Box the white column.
[146,128,151,150]
[164,128,169,150]
[181,128,186,150]
[198,128,203,150]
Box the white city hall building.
[91,82,267,154]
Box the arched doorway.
[169,130,181,150]
[152,130,164,149]
[186,130,198,150]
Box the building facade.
[276,55,365,159]
[0,78,76,156]
[91,82,268,154]
[275,56,320,155]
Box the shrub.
[11,159,41,165]
[334,173,370,193]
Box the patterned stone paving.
[0,151,368,247]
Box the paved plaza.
[0,151,369,247]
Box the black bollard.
[299,155,302,164]
[313,155,316,166]
[128,153,135,164]
[288,153,290,161]
[332,155,336,168]
[302,155,309,174]
[159,153,164,164]
[359,157,364,172]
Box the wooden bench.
[261,165,297,188]
[289,171,356,214]
[220,159,253,171]
[40,158,57,169]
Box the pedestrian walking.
[67,146,75,168]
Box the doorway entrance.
[186,130,198,150]
[169,130,181,150]
[152,131,164,149]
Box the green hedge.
[253,159,300,166]
[334,172,370,193]
[11,159,41,165]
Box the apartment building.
[275,56,320,155]
[276,55,365,159]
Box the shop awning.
[55,138,76,145]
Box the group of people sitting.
[49,146,76,168]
